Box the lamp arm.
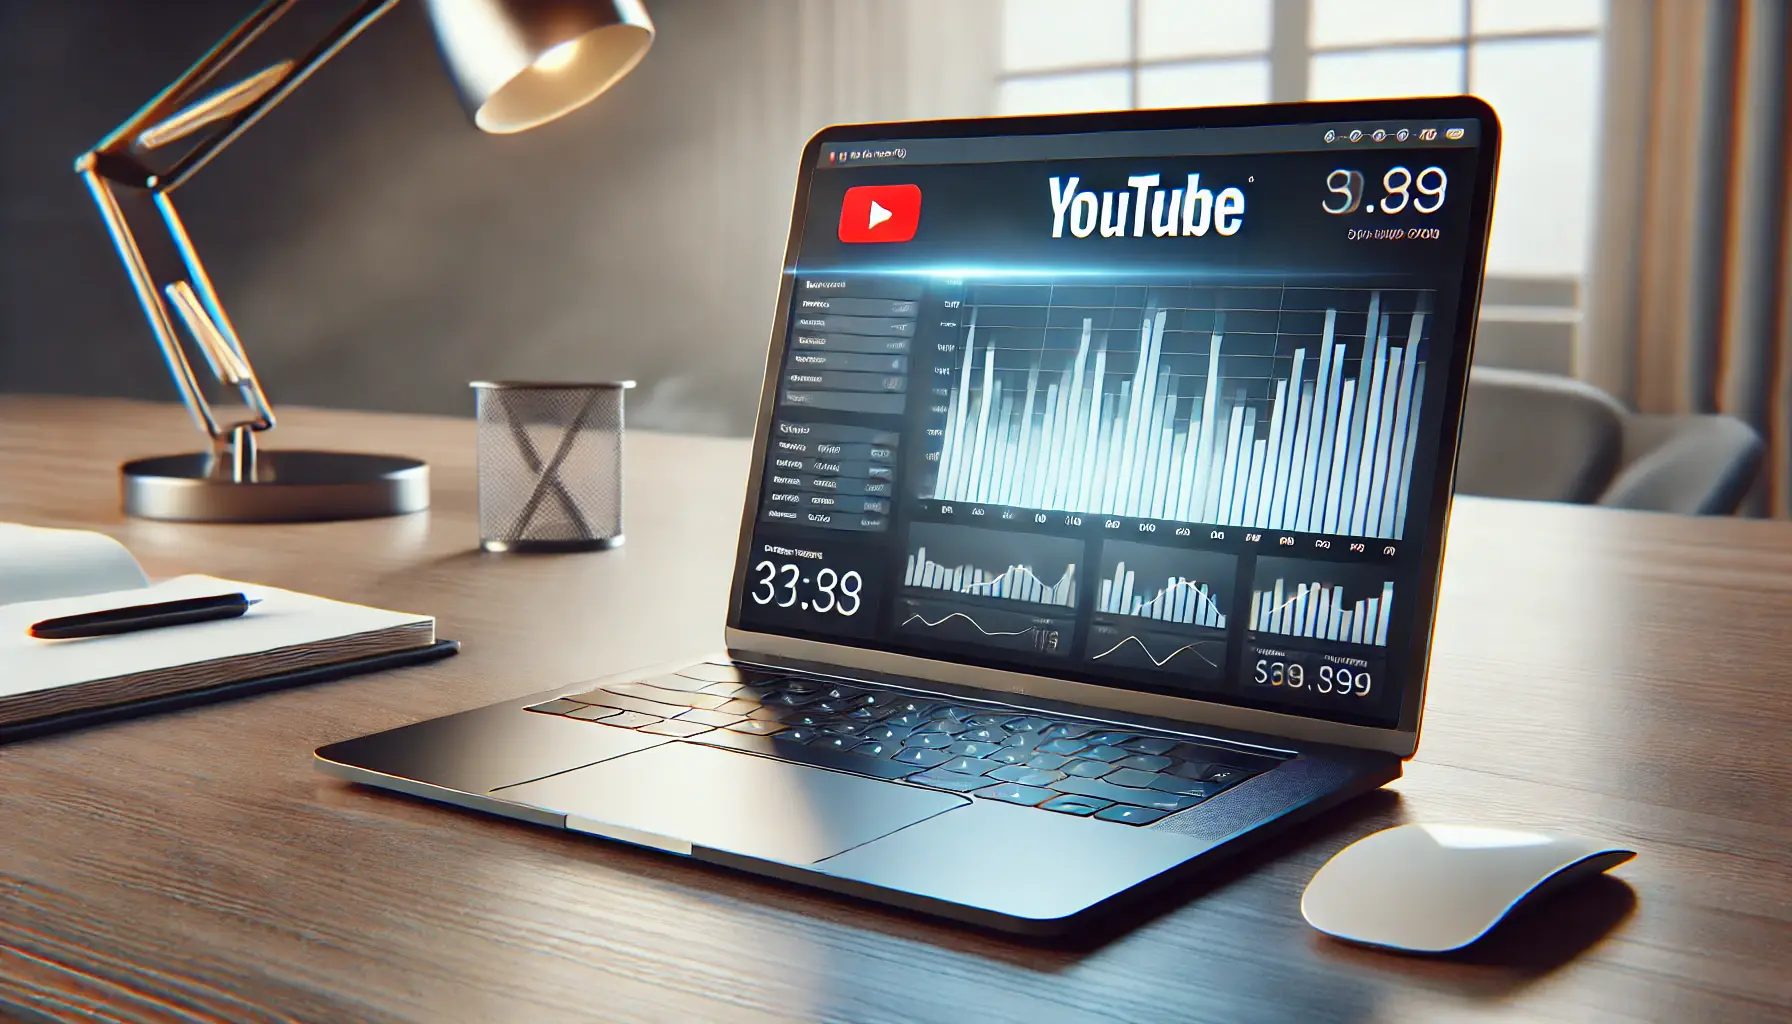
[74,0,401,449]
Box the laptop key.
[678,708,745,728]
[913,719,964,736]
[640,719,712,737]
[906,770,993,793]
[593,711,662,729]
[861,725,904,741]
[724,719,785,736]
[811,735,857,752]
[1123,737,1178,755]
[1116,754,1173,772]
[1062,759,1116,778]
[884,711,928,728]
[851,740,895,757]
[1079,745,1131,763]
[946,741,1001,758]
[939,756,1001,775]
[676,663,761,684]
[892,747,953,768]
[1105,768,1170,789]
[780,727,821,744]
[565,705,623,721]
[526,699,583,715]
[964,714,1009,728]
[699,682,752,698]
[1202,766,1254,785]
[988,765,1066,787]
[1040,794,1112,816]
[629,674,717,693]
[960,727,1007,743]
[1095,805,1170,825]
[1037,738,1087,756]
[1026,752,1071,770]
[1050,776,1202,812]
[973,783,1056,806]
[989,748,1030,765]
[569,692,686,718]
[693,730,922,781]
[1005,717,1052,732]
[715,699,761,715]
[1085,731,1136,747]
[904,732,954,749]
[1039,724,1095,739]
[1149,775,1221,797]
[606,681,730,710]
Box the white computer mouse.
[1301,823,1635,953]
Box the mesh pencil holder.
[471,381,633,552]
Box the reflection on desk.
[0,395,1788,1023]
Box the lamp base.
[121,450,429,522]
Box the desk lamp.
[76,0,654,521]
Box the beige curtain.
[1579,0,1792,513]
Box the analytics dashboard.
[734,115,1488,729]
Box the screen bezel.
[724,97,1501,758]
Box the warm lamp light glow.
[534,38,581,72]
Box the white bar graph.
[1248,578,1393,647]
[1097,560,1227,628]
[929,291,1427,541]
[903,545,1077,608]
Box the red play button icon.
[838,184,921,243]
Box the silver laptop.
[317,96,1500,935]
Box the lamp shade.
[423,0,654,134]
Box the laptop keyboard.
[525,661,1286,826]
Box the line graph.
[1090,633,1224,668]
[901,523,1081,609]
[923,282,1431,540]
[1085,620,1227,679]
[901,610,1038,638]
[895,596,1072,656]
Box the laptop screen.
[731,107,1493,730]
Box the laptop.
[317,97,1500,935]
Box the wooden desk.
[2,396,1788,1023]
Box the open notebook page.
[1,574,432,702]
[0,523,148,606]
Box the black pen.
[27,593,258,640]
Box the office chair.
[1456,367,1762,515]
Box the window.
[997,0,1606,374]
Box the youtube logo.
[838,184,921,243]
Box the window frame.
[996,0,1603,373]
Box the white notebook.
[0,524,436,730]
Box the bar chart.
[901,523,1081,609]
[1247,557,1394,648]
[1094,540,1234,628]
[924,282,1431,540]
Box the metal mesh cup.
[471,381,633,552]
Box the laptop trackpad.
[494,742,966,865]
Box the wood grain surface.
[2,395,1789,1023]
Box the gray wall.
[0,0,995,435]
